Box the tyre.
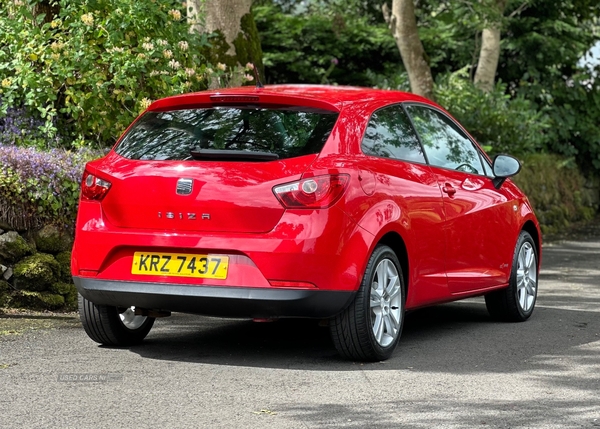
[78,294,155,346]
[485,230,538,322]
[330,244,405,361]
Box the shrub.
[0,0,215,148]
[434,69,551,156]
[541,73,600,173]
[0,144,102,230]
[0,103,62,148]
[512,153,597,234]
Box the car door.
[404,104,517,294]
[357,104,449,307]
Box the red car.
[72,85,541,361]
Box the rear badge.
[158,212,210,220]
[176,178,193,195]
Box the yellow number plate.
[132,252,229,279]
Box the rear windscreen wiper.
[189,149,279,162]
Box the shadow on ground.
[127,300,599,377]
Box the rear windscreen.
[115,107,339,161]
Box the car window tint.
[405,105,484,175]
[115,107,339,161]
[361,105,425,163]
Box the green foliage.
[13,253,61,292]
[512,153,597,234]
[0,145,100,230]
[542,73,600,172]
[434,69,550,156]
[364,69,411,93]
[0,0,212,147]
[11,290,65,310]
[54,251,73,283]
[254,3,401,86]
[500,0,598,90]
[50,281,78,310]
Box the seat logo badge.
[176,178,193,195]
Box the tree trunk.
[383,0,435,100]
[187,0,264,87]
[32,0,60,26]
[474,0,507,92]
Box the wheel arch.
[521,219,541,268]
[377,231,409,299]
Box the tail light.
[81,171,111,201]
[273,174,349,209]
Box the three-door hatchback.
[73,85,541,361]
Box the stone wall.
[0,224,76,311]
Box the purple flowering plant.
[0,143,103,230]
[0,103,63,149]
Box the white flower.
[216,62,227,71]
[168,59,181,70]
[140,98,152,110]
[168,9,181,20]
[245,62,254,71]
[178,41,189,51]
[185,68,195,77]
[142,42,154,51]
[80,13,94,26]
[244,74,254,82]
[163,49,173,59]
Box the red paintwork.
[72,84,541,312]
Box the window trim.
[359,103,429,166]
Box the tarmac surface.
[1,233,599,428]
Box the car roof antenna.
[252,64,264,88]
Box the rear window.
[115,107,339,161]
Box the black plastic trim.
[74,277,355,319]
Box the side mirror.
[492,154,521,189]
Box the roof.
[148,84,435,112]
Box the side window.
[361,105,426,164]
[405,105,485,175]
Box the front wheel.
[330,245,405,361]
[78,294,155,346]
[485,231,538,322]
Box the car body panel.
[432,167,518,293]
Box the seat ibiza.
[72,85,541,361]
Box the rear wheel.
[78,294,155,346]
[485,231,538,322]
[330,244,405,361]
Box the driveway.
[1,237,599,428]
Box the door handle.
[442,183,456,196]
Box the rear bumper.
[74,277,355,318]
